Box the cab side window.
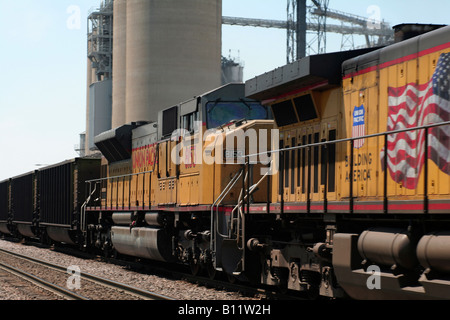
[181,112,199,133]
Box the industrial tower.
[223,0,394,63]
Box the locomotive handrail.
[81,182,98,232]
[210,168,243,257]
[85,170,154,211]
[242,120,450,158]
[240,120,450,216]
[85,170,154,183]
[235,160,273,248]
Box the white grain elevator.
[84,0,222,155]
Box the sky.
[0,0,450,181]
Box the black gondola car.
[10,171,37,238]
[39,158,101,245]
[0,179,11,235]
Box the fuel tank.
[417,232,450,273]
[111,226,173,262]
[357,228,418,269]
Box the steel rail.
[0,248,174,300]
[0,260,89,300]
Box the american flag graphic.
[381,53,450,189]
[352,105,366,149]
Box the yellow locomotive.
[245,24,450,299]
[87,83,274,275]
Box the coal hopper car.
[38,158,101,246]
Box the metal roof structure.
[223,0,394,63]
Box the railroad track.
[0,260,87,300]
[0,248,175,300]
[106,255,305,300]
[1,239,303,300]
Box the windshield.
[206,101,270,129]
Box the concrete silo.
[122,0,222,125]
[111,0,127,129]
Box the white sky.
[0,0,449,180]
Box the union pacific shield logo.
[352,105,365,149]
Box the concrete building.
[121,0,222,125]
[83,0,223,155]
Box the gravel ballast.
[0,239,258,301]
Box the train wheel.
[226,273,237,284]
[102,246,111,259]
[190,260,201,276]
[206,262,216,280]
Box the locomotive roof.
[343,24,450,79]
[245,48,376,102]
